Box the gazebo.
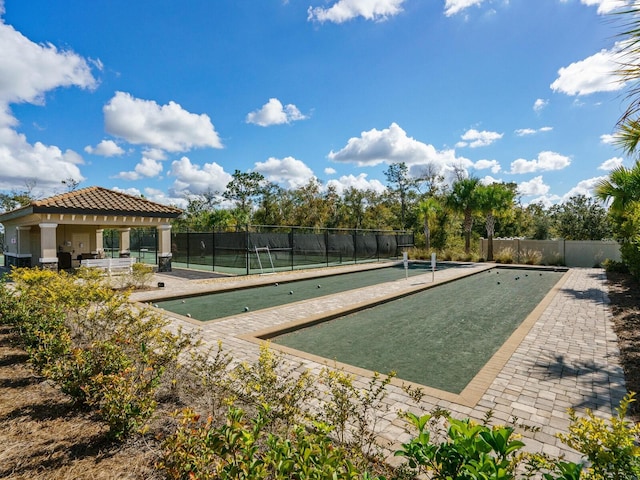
[0,186,183,272]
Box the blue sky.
[0,0,633,209]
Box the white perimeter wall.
[480,239,621,267]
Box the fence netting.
[172,226,413,275]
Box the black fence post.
[211,230,215,271]
[353,229,357,264]
[245,226,250,276]
[186,228,190,268]
[325,230,329,267]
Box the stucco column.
[38,223,58,270]
[119,228,131,258]
[15,226,33,267]
[157,223,173,272]
[95,229,104,257]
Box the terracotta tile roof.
[30,186,183,218]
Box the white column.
[95,229,104,257]
[157,223,173,272]
[38,223,58,266]
[119,228,131,257]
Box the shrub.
[521,249,543,265]
[230,343,314,432]
[494,247,515,264]
[318,368,394,460]
[91,362,163,440]
[396,411,527,480]
[159,407,380,480]
[184,340,233,417]
[601,258,629,274]
[620,241,640,279]
[130,262,154,289]
[557,392,640,480]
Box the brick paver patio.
[131,263,626,463]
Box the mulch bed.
[605,271,640,419]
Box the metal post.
[245,226,250,276]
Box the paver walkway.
[131,264,626,463]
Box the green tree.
[223,170,266,225]
[253,182,286,226]
[340,187,368,229]
[596,163,640,276]
[477,183,516,261]
[446,177,481,254]
[0,181,37,212]
[549,195,612,240]
[384,162,417,230]
[416,197,442,251]
[613,3,640,158]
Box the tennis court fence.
[104,226,414,275]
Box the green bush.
[557,392,640,480]
[159,407,381,480]
[620,241,640,279]
[601,258,629,274]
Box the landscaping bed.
[0,270,638,478]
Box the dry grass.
[0,325,162,480]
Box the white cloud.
[473,159,501,173]
[479,175,502,185]
[149,190,187,209]
[246,98,307,127]
[444,0,485,17]
[577,0,628,14]
[142,148,167,161]
[525,194,561,208]
[550,43,624,96]
[518,176,550,196]
[561,175,608,200]
[168,156,232,196]
[533,98,548,112]
[0,127,85,192]
[0,21,97,106]
[456,128,503,148]
[104,91,222,152]
[0,15,96,194]
[509,151,571,174]
[254,156,315,189]
[84,139,124,157]
[598,156,624,170]
[600,133,617,144]
[515,126,553,136]
[328,122,462,168]
[515,128,536,137]
[326,173,386,195]
[115,156,163,181]
[308,0,404,23]
[324,167,337,175]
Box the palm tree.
[417,196,442,251]
[595,163,640,216]
[477,183,516,261]
[446,177,481,254]
[595,162,640,241]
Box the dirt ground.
[0,271,638,479]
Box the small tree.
[417,197,442,251]
[447,177,481,254]
[477,183,516,261]
[384,162,417,230]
